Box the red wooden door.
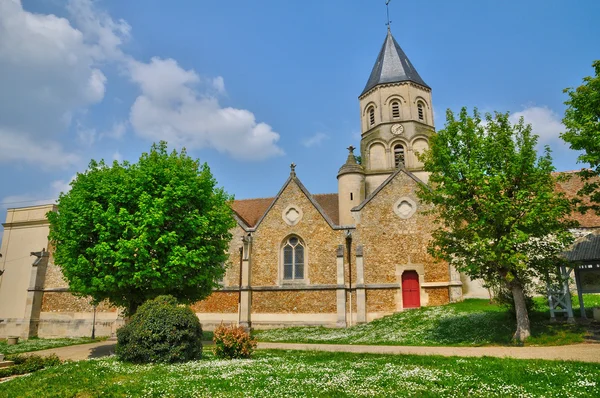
[402,271,421,308]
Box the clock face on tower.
[391,123,404,135]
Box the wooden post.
[575,269,587,319]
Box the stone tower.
[337,146,365,226]
[358,29,434,195]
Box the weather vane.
[385,0,392,31]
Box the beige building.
[0,29,464,338]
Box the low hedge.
[0,354,61,378]
[116,295,203,363]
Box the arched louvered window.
[417,102,425,121]
[368,106,375,127]
[394,144,405,168]
[391,101,400,119]
[282,236,305,280]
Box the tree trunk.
[125,301,140,323]
[511,282,531,342]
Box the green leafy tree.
[561,60,600,211]
[48,142,236,315]
[418,108,574,342]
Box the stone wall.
[366,289,396,313]
[190,292,239,313]
[250,180,347,287]
[424,287,449,306]
[222,225,246,287]
[41,293,116,313]
[354,171,454,310]
[253,290,337,313]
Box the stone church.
[1,30,593,338]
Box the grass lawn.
[1,349,599,397]
[0,337,104,355]
[254,296,600,347]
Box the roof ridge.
[233,196,275,201]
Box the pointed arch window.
[282,236,305,280]
[417,102,425,121]
[391,101,400,119]
[368,106,375,127]
[394,144,405,168]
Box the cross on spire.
[385,0,392,31]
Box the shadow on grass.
[427,311,514,346]
[427,309,588,346]
[88,343,117,359]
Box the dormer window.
[368,106,375,126]
[394,144,405,168]
[417,102,425,121]
[391,101,400,119]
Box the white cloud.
[303,132,329,148]
[0,0,281,167]
[0,0,130,170]
[101,122,127,140]
[76,120,127,146]
[0,0,110,136]
[76,123,97,147]
[0,127,79,169]
[66,0,130,61]
[128,57,284,161]
[510,106,564,144]
[50,174,77,198]
[212,76,226,94]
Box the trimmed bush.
[213,324,257,359]
[116,295,203,363]
[0,354,61,378]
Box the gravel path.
[26,340,600,363]
[258,342,600,363]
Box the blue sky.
[0,0,599,240]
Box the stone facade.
[192,167,462,330]
[0,29,467,338]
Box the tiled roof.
[231,197,273,228]
[231,171,599,229]
[554,171,600,228]
[313,193,339,226]
[232,193,339,228]
[563,231,600,262]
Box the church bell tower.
[338,24,435,226]
[358,29,435,195]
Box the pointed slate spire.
[361,30,429,96]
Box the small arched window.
[368,106,375,127]
[394,144,405,168]
[417,102,425,121]
[283,236,305,280]
[391,101,400,119]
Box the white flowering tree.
[419,108,575,342]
